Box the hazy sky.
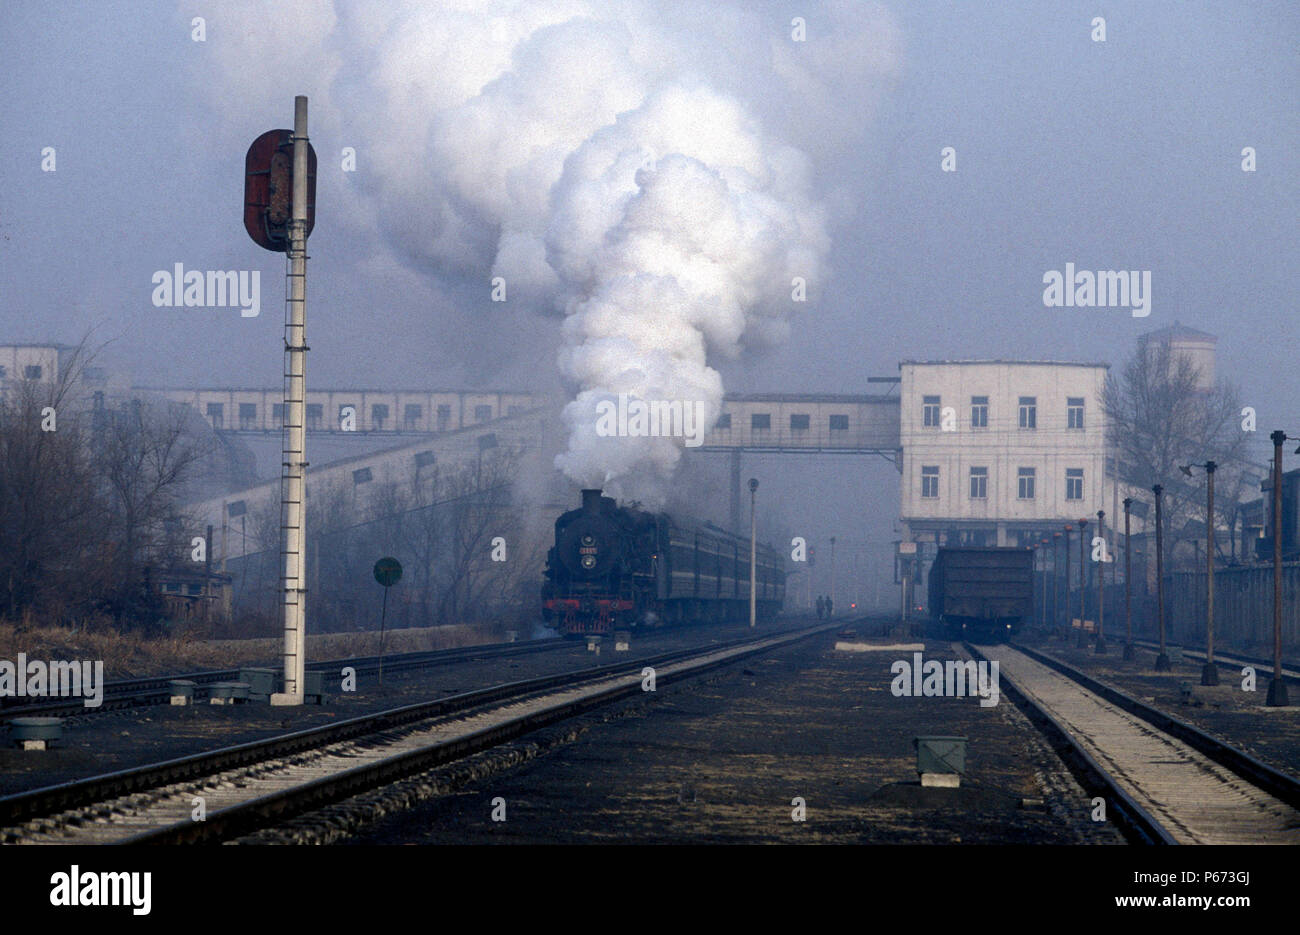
[2,0,1296,598]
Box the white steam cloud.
[193,0,900,507]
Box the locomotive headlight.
[581,535,595,546]
[581,554,597,569]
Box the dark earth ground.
[0,618,815,796]
[321,631,1121,844]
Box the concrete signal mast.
[244,97,317,705]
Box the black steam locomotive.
[542,489,785,636]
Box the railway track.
[0,637,569,722]
[967,642,1300,844]
[1128,639,1300,684]
[0,622,835,845]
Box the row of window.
[205,401,507,430]
[716,413,851,431]
[0,365,44,380]
[920,466,1087,501]
[922,395,1086,430]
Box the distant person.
[827,597,833,617]
[816,596,824,619]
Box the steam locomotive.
[542,489,785,636]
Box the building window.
[716,413,732,430]
[206,402,223,429]
[507,405,524,416]
[752,413,771,430]
[352,467,373,485]
[1018,396,1037,429]
[921,465,939,499]
[829,414,848,431]
[1066,468,1084,500]
[971,396,988,428]
[404,404,422,429]
[1017,467,1036,499]
[436,404,451,430]
[922,395,941,427]
[272,403,285,427]
[306,403,323,430]
[0,365,7,379]
[1067,397,1085,429]
[371,403,389,429]
[23,365,42,380]
[790,413,810,431]
[474,404,493,423]
[238,403,256,429]
[970,466,988,499]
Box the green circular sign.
[373,557,403,587]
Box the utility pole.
[1202,462,1219,685]
[1095,510,1106,654]
[1123,498,1134,660]
[829,536,836,614]
[1062,524,1072,638]
[1051,532,1061,633]
[1077,518,1088,647]
[749,478,758,628]
[1153,484,1170,671]
[1267,432,1289,705]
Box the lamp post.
[1267,432,1289,706]
[1095,510,1106,654]
[1123,498,1135,660]
[1040,538,1050,633]
[1153,484,1170,671]
[1062,524,1072,638]
[749,478,758,629]
[1180,461,1219,685]
[829,535,837,615]
[1077,518,1088,647]
[1052,532,1062,635]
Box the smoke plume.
[192,0,900,506]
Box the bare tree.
[0,347,102,620]
[90,396,210,628]
[1103,337,1250,566]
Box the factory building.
[898,359,1112,550]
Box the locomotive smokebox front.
[561,490,619,577]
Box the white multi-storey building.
[899,360,1111,549]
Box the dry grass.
[0,621,502,679]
